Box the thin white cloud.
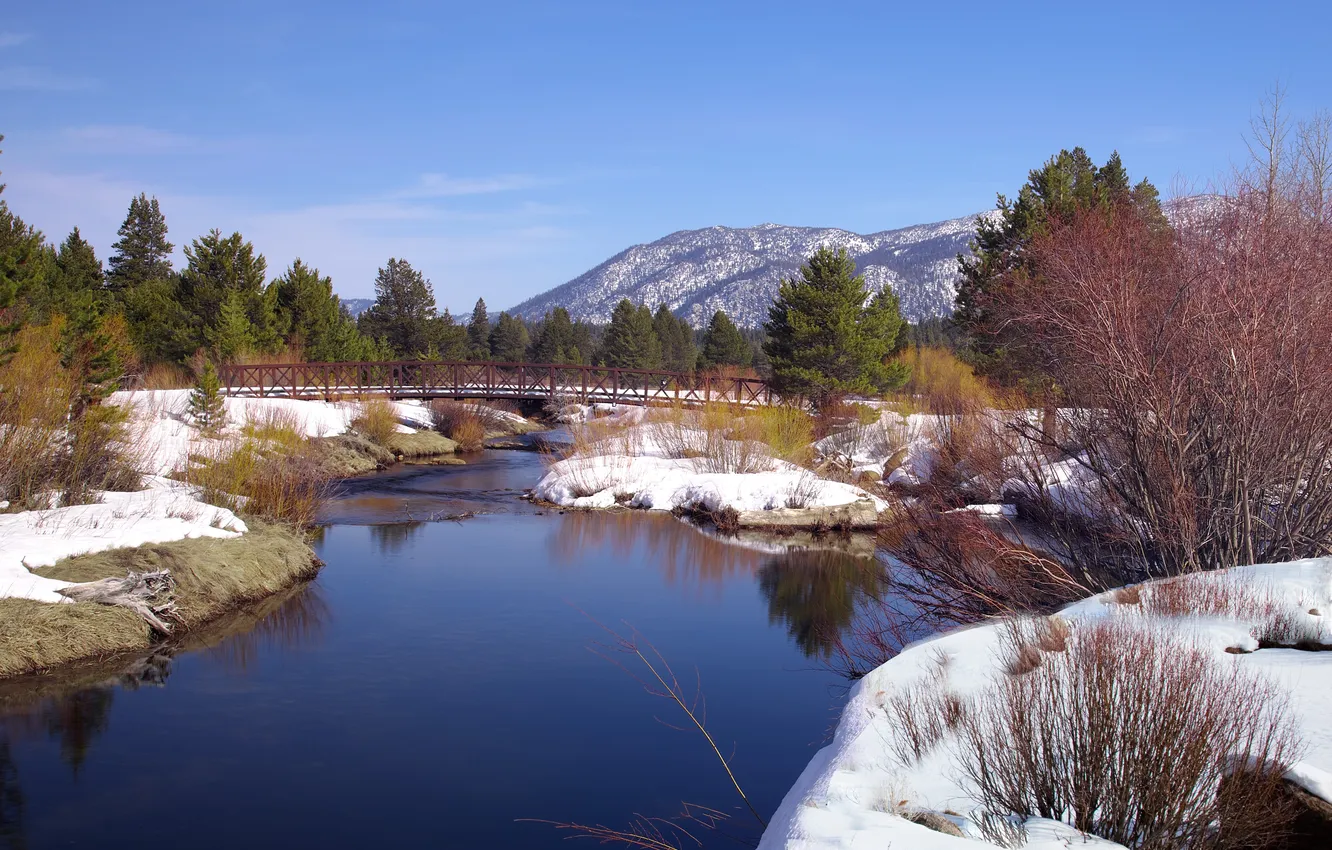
[0,33,32,48]
[60,125,205,154]
[0,66,97,91]
[2,167,583,305]
[396,172,549,198]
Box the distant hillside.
[510,213,994,328]
[340,298,374,318]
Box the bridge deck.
[218,361,783,407]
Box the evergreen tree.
[763,247,909,408]
[529,307,591,364]
[434,308,470,360]
[123,275,192,364]
[106,194,173,296]
[598,299,661,369]
[358,258,440,357]
[466,297,491,360]
[206,290,255,362]
[271,259,371,360]
[699,310,751,369]
[653,304,697,373]
[955,148,1167,380]
[188,361,227,435]
[179,229,277,354]
[488,311,530,362]
[51,227,105,306]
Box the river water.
[0,447,901,849]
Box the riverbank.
[0,520,319,678]
[760,558,1332,849]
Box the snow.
[761,558,1332,850]
[0,477,246,603]
[533,413,885,515]
[110,389,437,475]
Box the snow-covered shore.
[112,389,439,475]
[0,477,245,603]
[759,559,1332,849]
[533,405,885,519]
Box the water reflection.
[0,579,328,799]
[757,551,888,659]
[0,740,22,850]
[551,511,766,588]
[369,521,425,554]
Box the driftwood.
[56,570,179,633]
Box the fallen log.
[56,570,179,633]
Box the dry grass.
[177,428,333,527]
[960,618,1303,850]
[137,361,193,390]
[232,343,306,366]
[0,522,318,678]
[350,397,399,447]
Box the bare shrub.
[1143,573,1327,649]
[350,397,398,447]
[960,619,1303,850]
[177,435,331,527]
[879,664,968,767]
[783,469,824,509]
[430,400,486,451]
[0,323,142,508]
[752,404,814,466]
[897,345,993,416]
[988,176,1332,573]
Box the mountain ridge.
[510,212,995,328]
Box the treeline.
[0,176,776,382]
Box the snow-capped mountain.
[511,213,993,327]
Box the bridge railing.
[217,361,783,407]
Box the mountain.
[340,298,375,318]
[511,213,993,328]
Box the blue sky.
[3,0,1329,312]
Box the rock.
[732,499,879,530]
[883,446,909,476]
[905,811,965,838]
[1219,773,1332,849]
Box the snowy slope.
[511,214,995,328]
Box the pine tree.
[699,310,751,369]
[179,229,276,354]
[206,290,255,362]
[188,361,228,435]
[434,308,470,360]
[488,311,530,362]
[466,297,491,360]
[763,247,908,408]
[529,307,590,364]
[357,258,440,357]
[106,194,173,296]
[598,299,661,369]
[955,148,1167,380]
[270,259,373,360]
[653,304,697,373]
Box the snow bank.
[110,390,437,475]
[534,412,884,515]
[0,477,246,604]
[761,558,1332,849]
[535,454,882,514]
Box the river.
[0,447,901,849]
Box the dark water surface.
[0,448,892,849]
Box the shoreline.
[0,521,321,680]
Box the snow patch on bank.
[760,558,1332,849]
[110,389,435,474]
[0,477,246,604]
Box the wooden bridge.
[217,361,784,407]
